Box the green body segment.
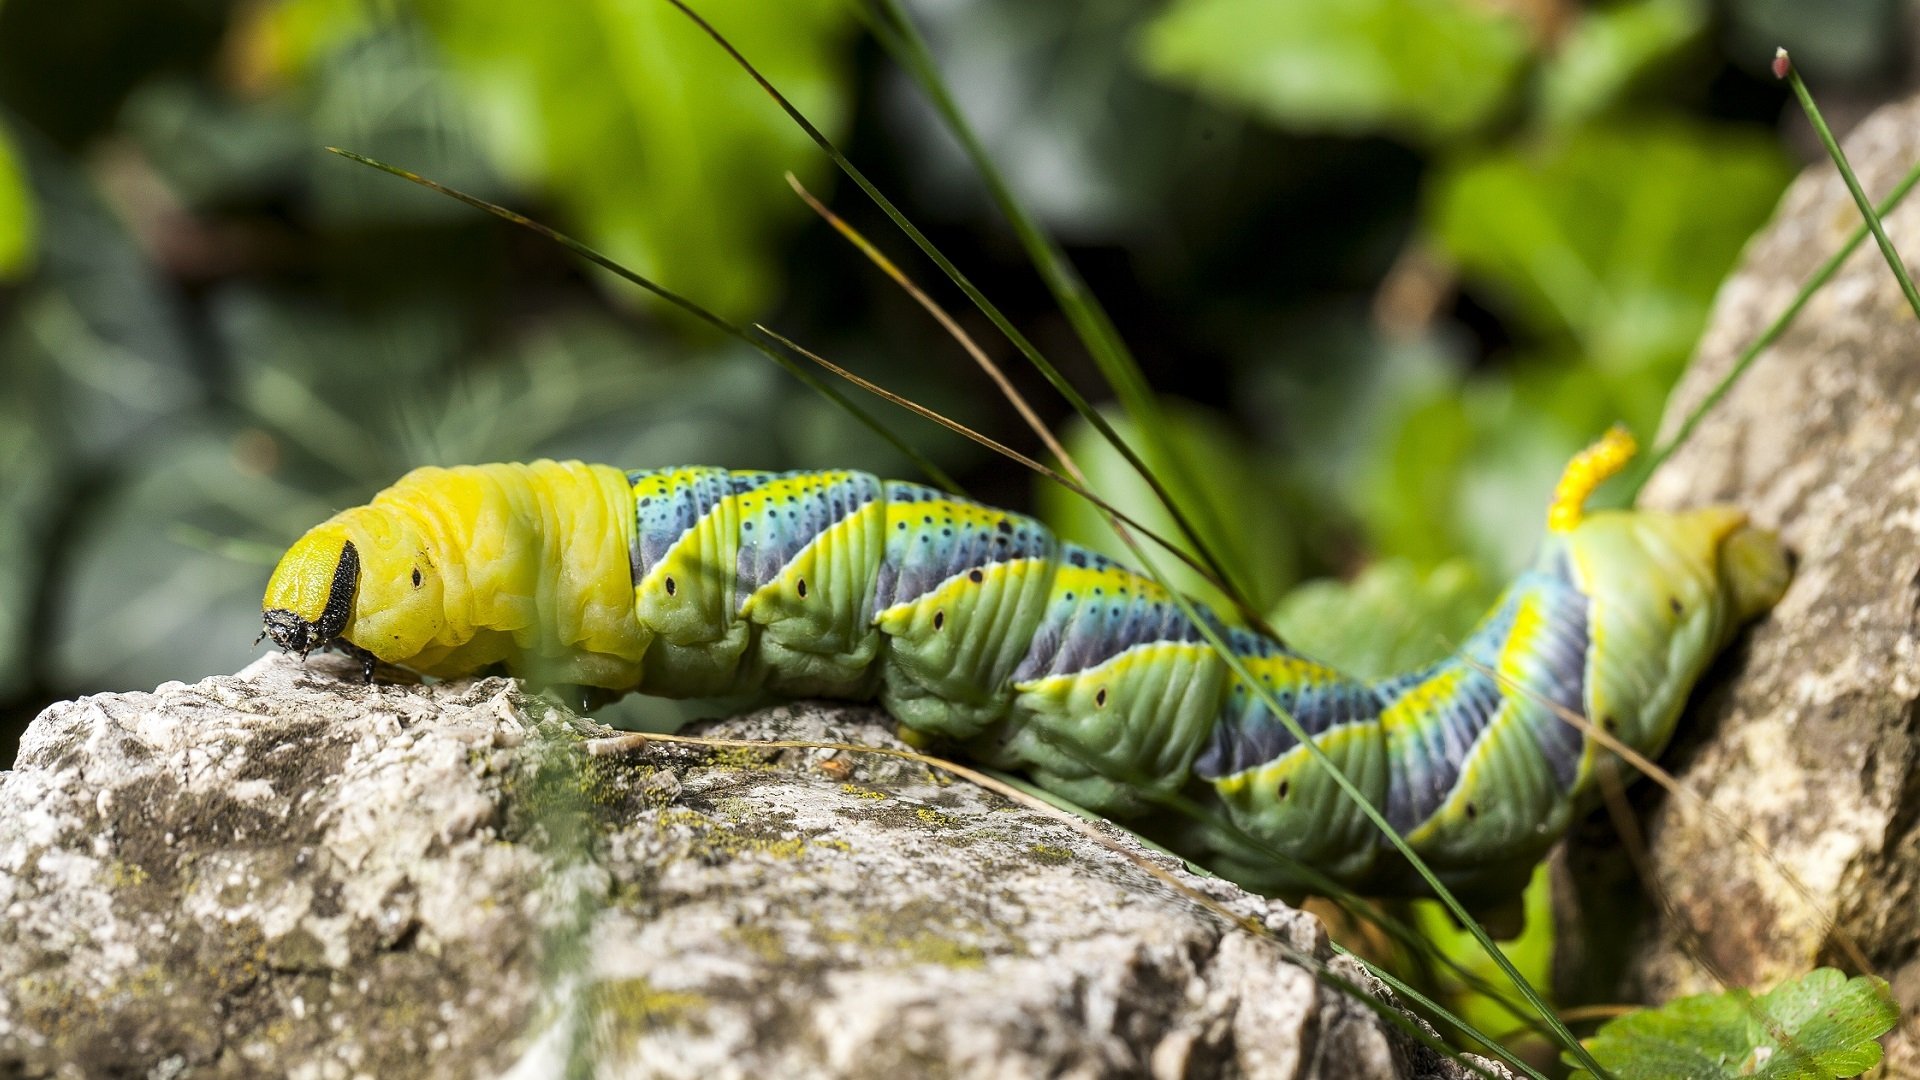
[262,459,1788,903]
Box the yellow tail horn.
[1547,425,1637,533]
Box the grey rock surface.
[0,651,1496,1079]
[1557,92,1920,1065]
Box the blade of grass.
[1339,944,1550,1080]
[784,172,1071,472]
[323,147,962,495]
[662,0,1259,623]
[1778,48,1920,321]
[752,324,1244,599]
[784,172,1287,640]
[862,0,1265,609]
[1624,153,1920,500]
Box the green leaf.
[1137,0,1533,144]
[0,115,36,279]
[264,0,856,318]
[1427,119,1792,376]
[1036,402,1298,617]
[1538,0,1709,129]
[1269,556,1491,680]
[1571,968,1899,1080]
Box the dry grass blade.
[663,0,1260,622]
[321,147,961,494]
[750,322,1249,605]
[781,174,1285,640]
[1590,760,1741,996]
[784,172,1073,474]
[1461,654,1876,977]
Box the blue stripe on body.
[873,482,1053,609]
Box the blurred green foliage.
[1538,0,1708,129]
[1571,968,1898,1079]
[264,0,855,318]
[0,0,1905,765]
[1140,0,1533,144]
[1125,0,1795,579]
[0,118,32,278]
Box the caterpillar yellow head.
[260,525,359,658]
[262,506,448,675]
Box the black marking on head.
[316,541,359,643]
[262,540,360,659]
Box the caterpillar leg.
[331,639,379,684]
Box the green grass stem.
[1627,153,1920,499]
[862,0,1266,612]
[1781,48,1920,320]
[663,0,1261,627]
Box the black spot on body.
[411,567,422,588]
[933,610,945,631]
[968,569,984,583]
[665,577,677,596]
[796,578,808,599]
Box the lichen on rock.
[0,651,1496,1078]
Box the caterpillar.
[261,428,1788,905]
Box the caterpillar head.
[262,507,446,665]
[261,525,358,657]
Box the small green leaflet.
[1569,969,1898,1080]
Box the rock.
[0,652,1496,1079]
[1555,92,1920,1063]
